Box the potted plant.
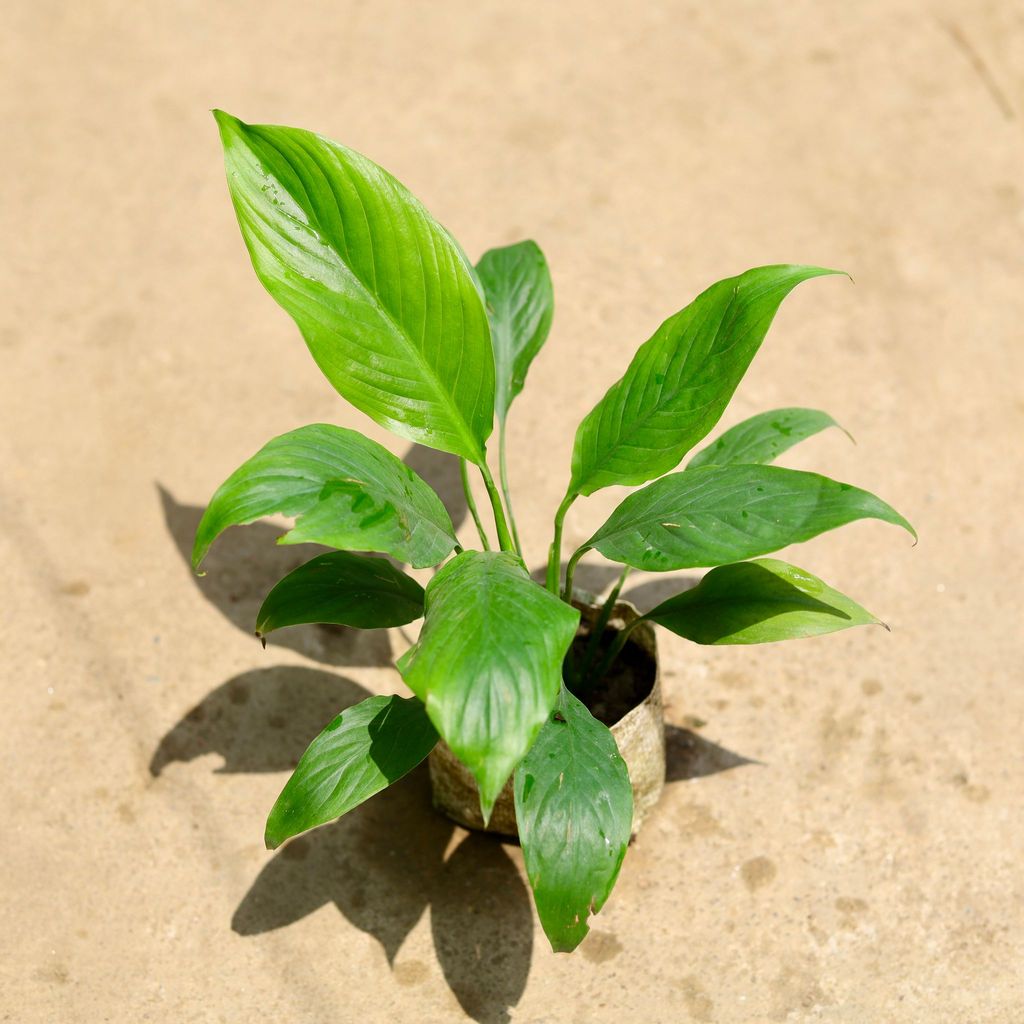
[194,111,914,953]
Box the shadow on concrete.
[149,666,372,776]
[152,661,532,1024]
[159,444,470,668]
[159,485,394,667]
[159,452,753,1022]
[401,443,468,534]
[621,574,700,614]
[231,765,531,1024]
[664,724,760,783]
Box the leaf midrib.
[250,126,487,464]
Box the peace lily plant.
[194,110,914,953]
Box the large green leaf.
[192,423,458,570]
[214,110,494,463]
[583,465,915,572]
[687,407,849,470]
[256,552,424,637]
[646,558,883,644]
[397,552,579,821]
[475,240,554,422]
[513,687,633,953]
[265,694,438,849]
[567,266,842,497]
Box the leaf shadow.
[149,665,372,776]
[159,484,394,668]
[664,724,760,783]
[232,766,531,1024]
[154,663,532,1024]
[621,574,700,614]
[401,443,468,534]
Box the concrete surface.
[3,1,1022,1021]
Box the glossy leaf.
[256,552,424,636]
[514,687,633,952]
[215,110,494,462]
[475,240,554,422]
[192,423,458,569]
[568,265,842,496]
[265,695,437,849]
[687,407,850,470]
[584,465,915,572]
[646,558,883,644]
[397,552,579,821]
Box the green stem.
[546,493,576,595]
[578,564,632,686]
[561,543,589,602]
[479,462,516,553]
[459,459,491,551]
[592,615,645,682]
[497,422,522,556]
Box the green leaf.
[214,110,494,463]
[397,552,579,821]
[567,265,843,497]
[583,465,915,572]
[646,558,883,644]
[265,694,438,849]
[475,240,554,422]
[256,552,424,636]
[687,407,850,470]
[192,423,458,570]
[513,687,633,953]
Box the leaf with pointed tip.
[646,558,883,644]
[687,407,850,470]
[567,265,843,496]
[214,110,494,462]
[475,240,554,422]
[397,552,579,822]
[583,465,915,572]
[265,695,437,849]
[514,686,633,953]
[192,424,457,570]
[256,552,424,636]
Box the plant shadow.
[149,665,373,776]
[162,454,753,1021]
[153,663,532,1024]
[621,574,699,614]
[401,443,468,534]
[232,769,532,1024]
[160,445,470,669]
[160,484,394,667]
[664,724,760,782]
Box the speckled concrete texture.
[3,2,1022,1021]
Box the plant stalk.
[546,493,576,595]
[459,459,491,551]
[592,615,645,682]
[561,543,588,601]
[497,422,523,556]
[479,462,517,553]
[578,564,632,686]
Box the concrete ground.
[3,1,1022,1021]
